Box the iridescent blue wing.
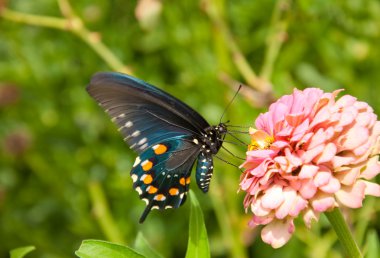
[87,72,210,153]
[130,136,199,223]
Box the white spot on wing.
[154,195,166,201]
[165,205,173,209]
[140,174,147,181]
[140,143,148,150]
[141,160,149,167]
[138,138,147,145]
[133,157,141,167]
[152,205,159,210]
[131,174,138,182]
[125,121,133,128]
[132,130,140,137]
[142,198,149,204]
[136,187,142,195]
[193,139,199,145]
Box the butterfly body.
[87,72,227,222]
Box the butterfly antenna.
[221,145,246,160]
[214,155,242,171]
[227,125,251,128]
[228,130,249,134]
[219,139,247,146]
[226,132,247,146]
[219,85,242,124]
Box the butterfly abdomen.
[195,152,214,193]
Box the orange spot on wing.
[154,194,166,201]
[142,174,153,184]
[147,186,158,194]
[169,188,179,196]
[179,177,186,186]
[141,160,153,171]
[186,177,191,184]
[153,144,167,155]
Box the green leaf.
[75,239,145,258]
[364,230,379,258]
[10,246,36,258]
[134,232,164,258]
[185,190,210,258]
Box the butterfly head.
[216,123,227,135]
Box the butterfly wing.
[87,72,210,153]
[87,72,210,222]
[131,136,199,223]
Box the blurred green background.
[1,0,379,257]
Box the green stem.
[1,8,68,29]
[73,24,132,74]
[260,0,289,81]
[204,0,271,93]
[88,181,125,244]
[0,6,132,74]
[325,208,363,258]
[211,174,248,258]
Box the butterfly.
[87,72,229,223]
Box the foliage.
[75,240,144,258]
[0,0,379,257]
[9,246,35,258]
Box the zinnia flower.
[240,88,380,248]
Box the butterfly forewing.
[87,73,210,145]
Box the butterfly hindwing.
[130,136,199,222]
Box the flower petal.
[315,142,337,164]
[299,164,319,179]
[335,180,366,208]
[363,180,380,197]
[319,177,341,193]
[303,208,320,228]
[261,185,284,209]
[360,156,380,180]
[311,193,336,212]
[261,219,294,248]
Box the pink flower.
[240,88,380,248]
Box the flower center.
[248,128,274,151]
